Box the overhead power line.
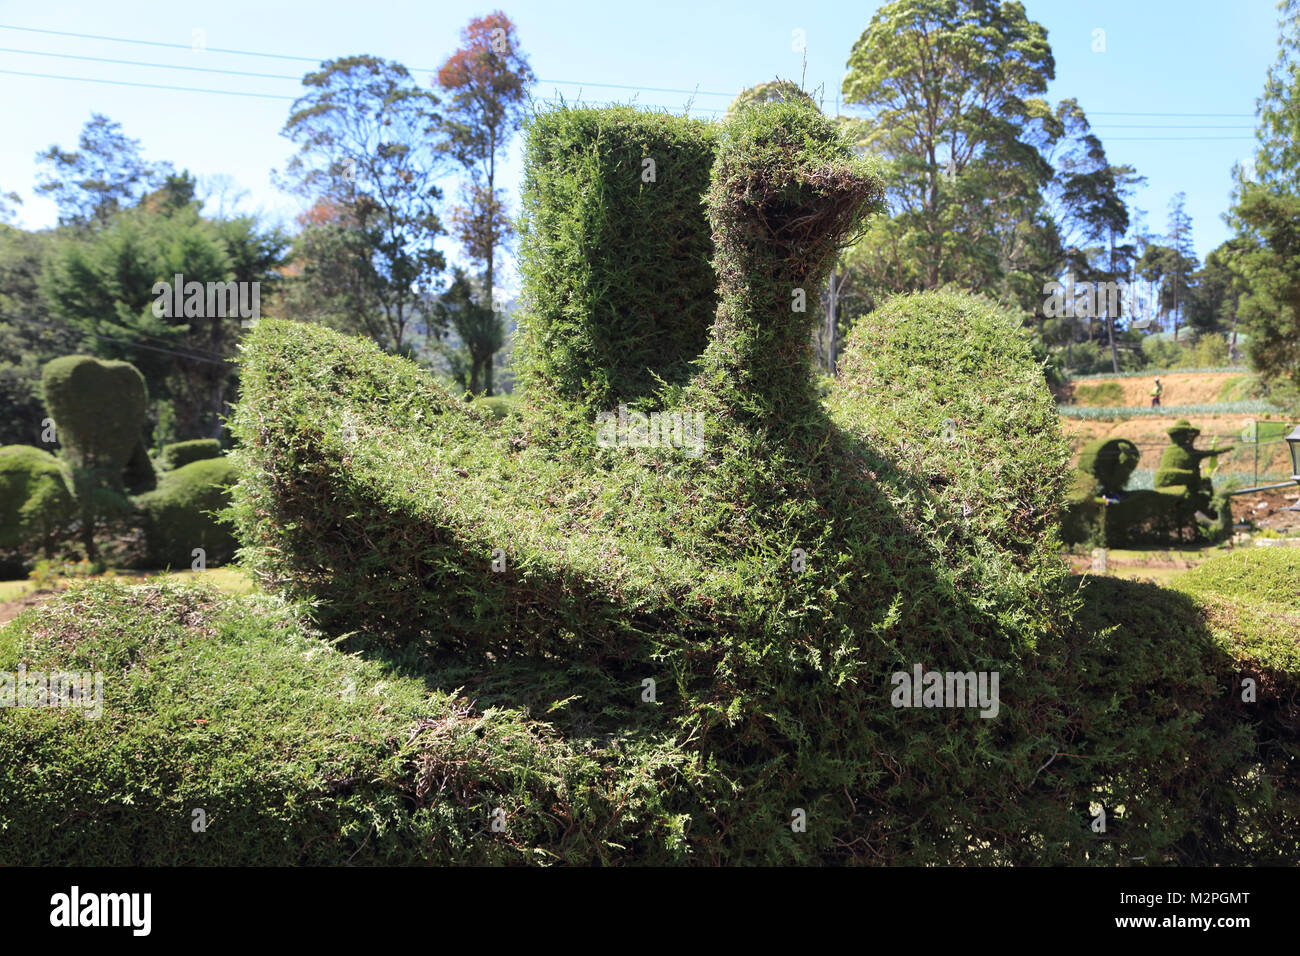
[1,312,231,366]
[0,23,736,97]
[0,67,296,100]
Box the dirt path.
[0,589,58,626]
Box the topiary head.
[708,101,884,283]
[702,102,884,414]
[1079,437,1140,497]
[1167,419,1201,448]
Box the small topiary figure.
[1153,419,1228,513]
[1078,437,1140,498]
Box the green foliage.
[1078,437,1140,496]
[280,56,446,353]
[472,395,517,418]
[1176,546,1300,622]
[1153,419,1224,508]
[726,80,816,120]
[1060,469,1103,546]
[41,354,149,560]
[514,105,721,411]
[840,0,1065,313]
[133,457,240,569]
[40,354,147,471]
[160,439,222,471]
[0,445,75,567]
[1071,381,1123,406]
[1064,575,1300,864]
[40,203,287,442]
[0,581,689,864]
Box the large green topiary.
[227,102,1300,864]
[134,456,239,569]
[160,438,223,471]
[1078,437,1140,497]
[514,105,721,413]
[0,444,75,562]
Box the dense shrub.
[6,99,1298,865]
[1176,545,1300,606]
[514,105,721,412]
[0,581,690,865]
[472,395,517,419]
[40,354,150,559]
[1061,469,1103,546]
[0,445,75,568]
[133,457,240,569]
[160,439,223,470]
[232,105,1105,863]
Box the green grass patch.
[1071,382,1124,406]
[0,580,695,865]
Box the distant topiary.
[40,355,147,471]
[160,439,223,471]
[0,445,75,566]
[1078,437,1140,497]
[40,355,150,560]
[123,438,157,494]
[1154,419,1227,512]
[134,457,240,569]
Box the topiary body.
[1153,419,1227,512]
[229,102,1292,864]
[160,439,223,471]
[40,355,150,560]
[134,457,240,569]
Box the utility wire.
[1,312,232,365]
[0,67,296,100]
[0,24,736,97]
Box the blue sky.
[0,0,1282,292]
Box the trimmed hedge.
[0,445,75,563]
[1175,546,1300,608]
[0,581,691,865]
[221,102,1300,864]
[514,105,721,412]
[40,355,147,471]
[160,439,223,471]
[134,457,240,569]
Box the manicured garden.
[2,100,1298,865]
